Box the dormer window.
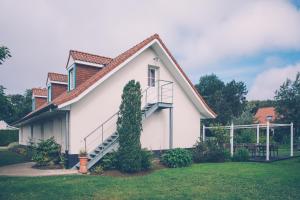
[47,85,52,102]
[32,98,35,110]
[68,67,75,91]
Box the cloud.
[1,0,300,94]
[248,63,300,100]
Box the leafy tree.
[0,86,32,124]
[117,80,143,172]
[0,86,14,123]
[0,46,11,64]
[195,74,248,125]
[275,73,300,137]
[8,89,32,122]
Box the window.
[32,98,35,110]
[148,67,156,87]
[68,67,75,90]
[266,115,273,121]
[47,85,52,102]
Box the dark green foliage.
[117,80,144,173]
[31,137,62,167]
[100,152,118,170]
[90,166,104,175]
[232,148,250,162]
[195,74,247,125]
[193,140,208,163]
[194,127,230,163]
[161,148,192,168]
[0,86,32,124]
[141,149,153,170]
[0,130,18,146]
[0,46,11,65]
[275,72,300,137]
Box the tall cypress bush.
[117,80,143,172]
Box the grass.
[0,148,30,167]
[0,157,300,200]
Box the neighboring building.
[255,107,277,124]
[15,34,216,168]
[0,120,18,130]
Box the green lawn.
[0,158,300,200]
[0,148,30,167]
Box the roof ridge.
[48,72,67,76]
[70,50,113,60]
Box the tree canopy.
[0,86,32,124]
[195,74,248,125]
[0,46,11,64]
[275,72,300,136]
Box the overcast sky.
[1,0,300,100]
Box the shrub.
[117,80,143,173]
[232,148,250,162]
[141,149,153,170]
[193,140,230,163]
[161,148,192,168]
[0,130,18,146]
[100,152,118,170]
[31,137,62,167]
[91,166,104,175]
[193,141,208,163]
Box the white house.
[15,34,216,168]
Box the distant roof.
[70,50,112,66]
[255,107,276,124]
[48,72,68,83]
[32,88,47,97]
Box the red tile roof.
[32,88,47,97]
[70,50,112,65]
[255,107,277,124]
[48,72,68,83]
[21,34,216,122]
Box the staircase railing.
[83,80,173,153]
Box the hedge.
[0,130,19,146]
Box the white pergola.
[202,121,294,161]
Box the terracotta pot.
[79,156,88,174]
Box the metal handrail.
[83,79,174,153]
[84,111,119,152]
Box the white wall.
[69,48,202,154]
[19,115,67,152]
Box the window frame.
[148,66,157,87]
[68,65,76,91]
[47,84,52,102]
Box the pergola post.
[230,122,234,157]
[256,124,260,144]
[266,121,270,161]
[203,125,206,142]
[291,122,294,157]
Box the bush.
[161,148,192,168]
[91,165,104,175]
[232,148,249,162]
[100,152,118,170]
[0,130,18,146]
[193,140,230,163]
[193,141,208,163]
[141,149,153,170]
[31,137,62,167]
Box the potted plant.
[79,149,88,174]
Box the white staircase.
[73,80,173,170]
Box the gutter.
[13,103,57,127]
